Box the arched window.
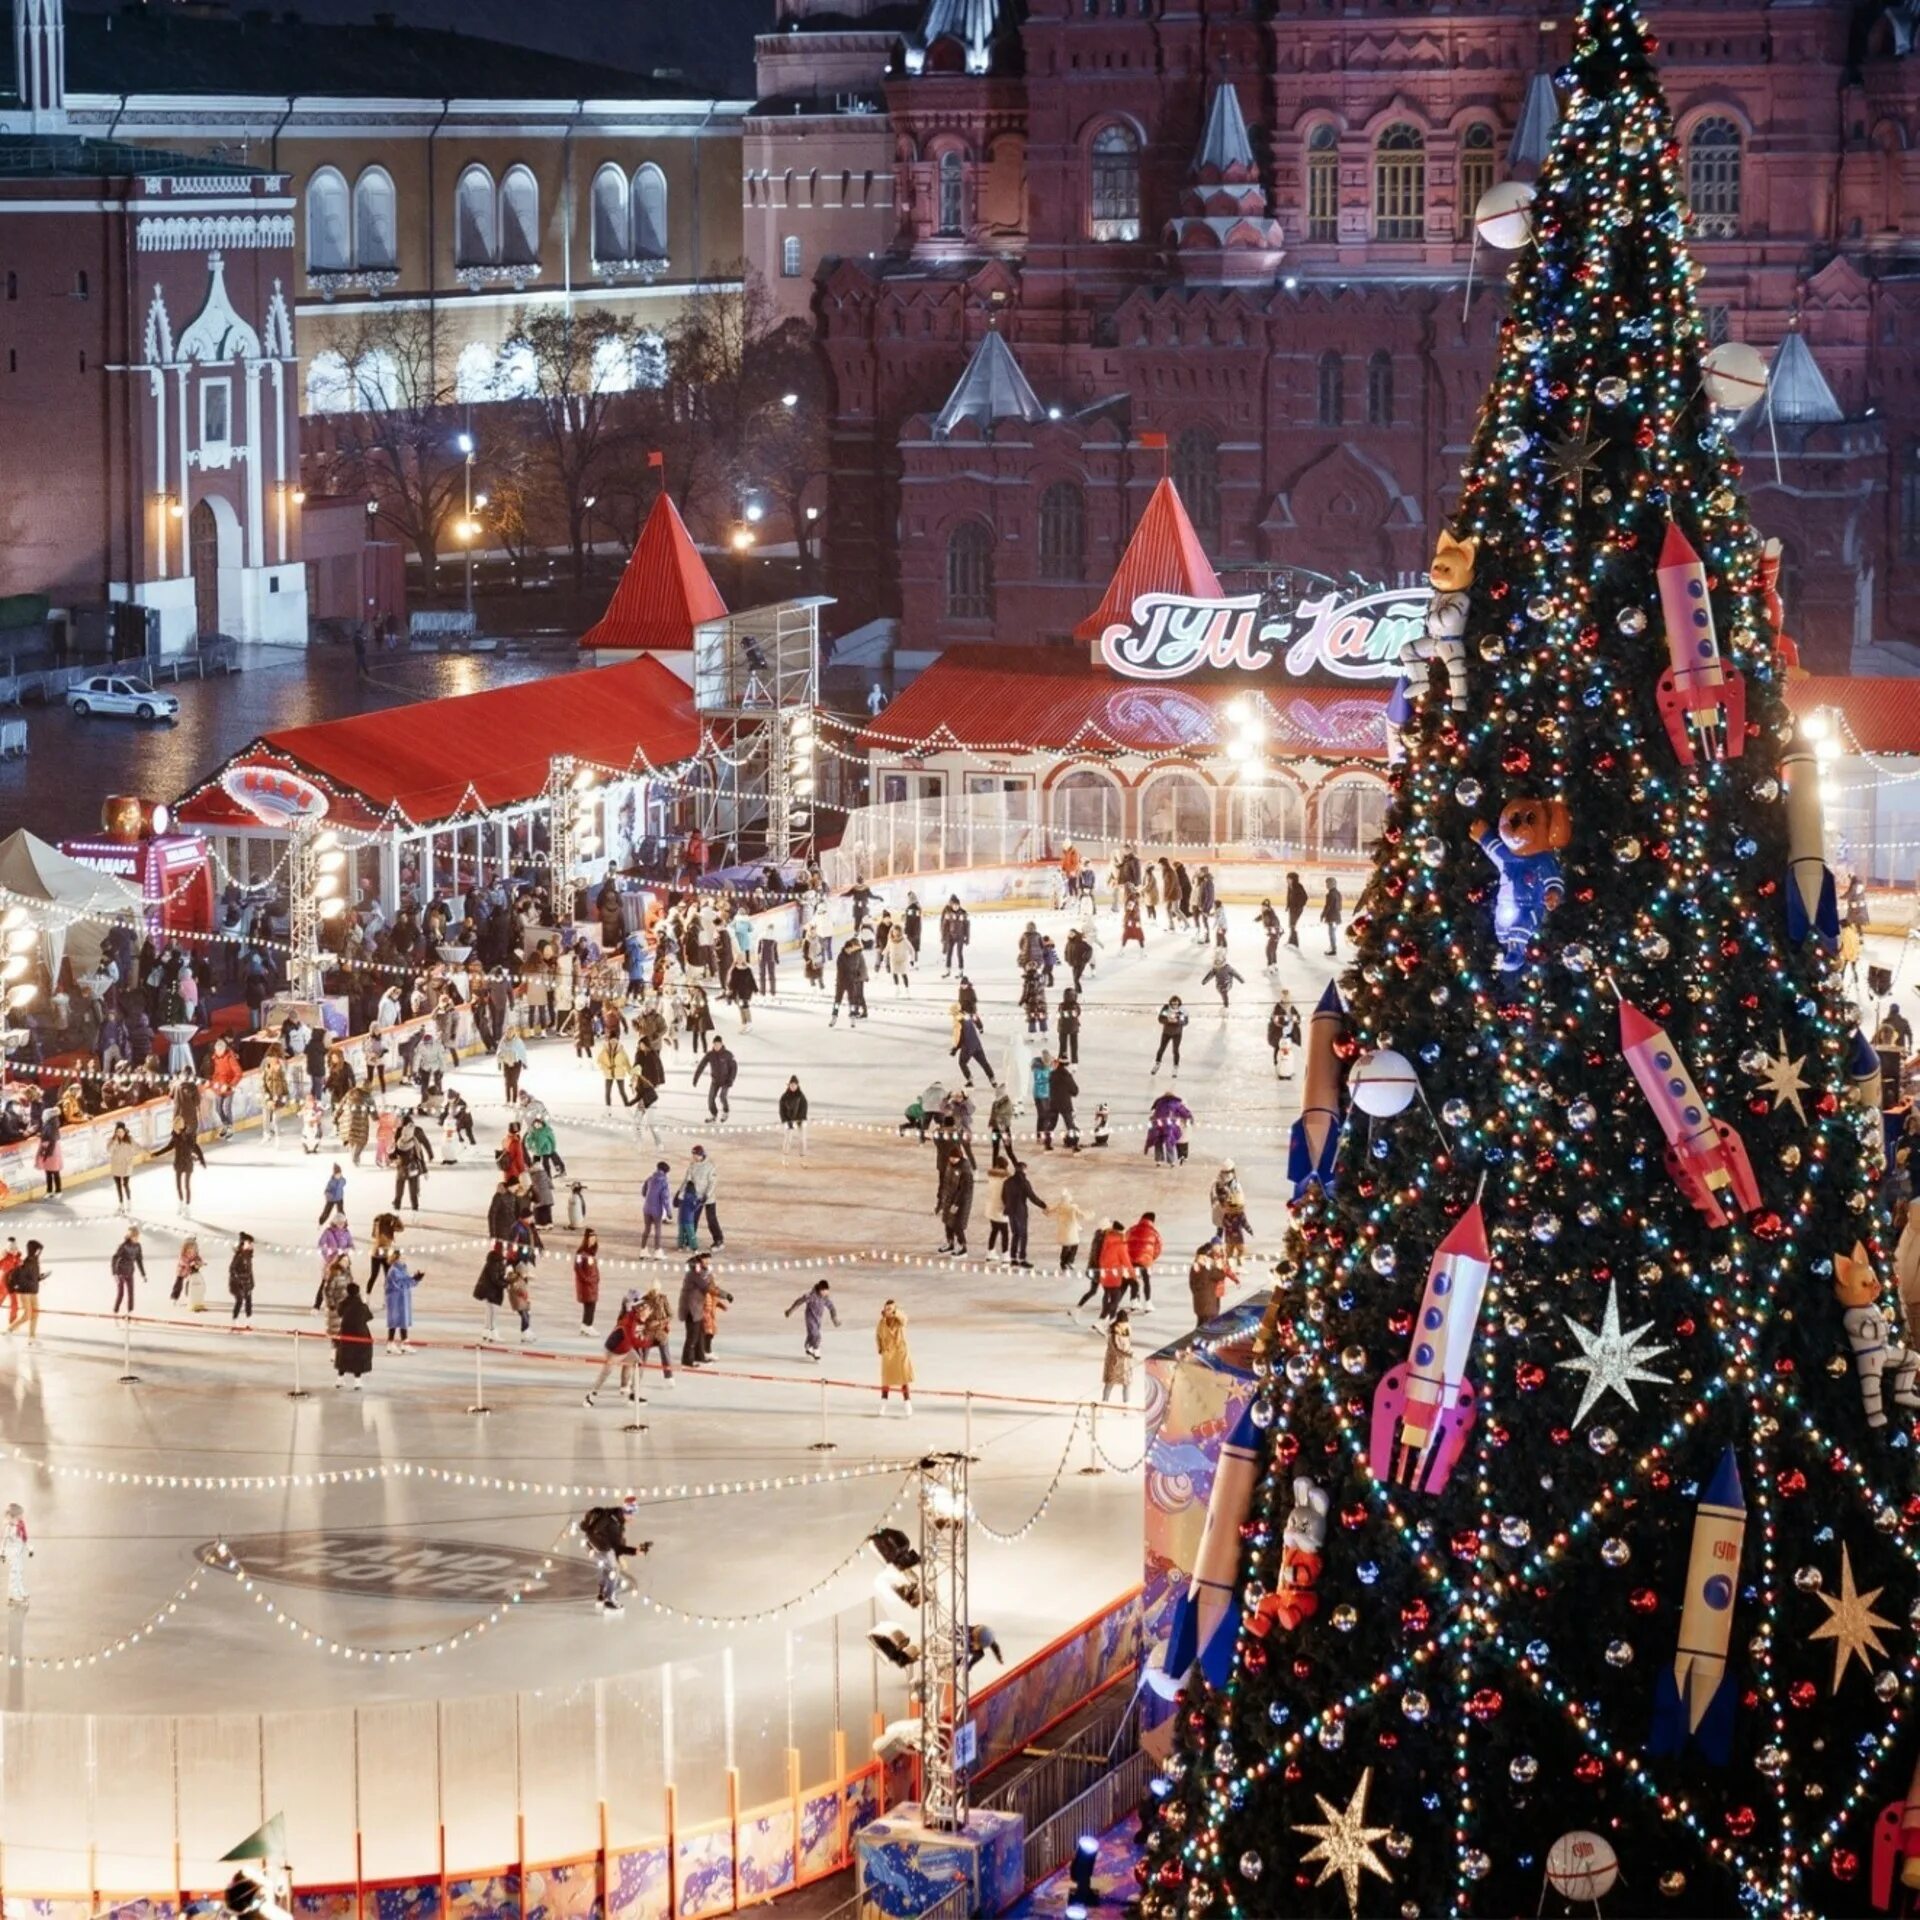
[782,234,803,278]
[633,163,669,259]
[500,166,540,267]
[938,150,966,236]
[1051,768,1124,846]
[1089,124,1141,241]
[495,340,537,400]
[1373,122,1426,241]
[1457,122,1495,239]
[1687,117,1742,236]
[352,167,396,271]
[1037,481,1086,582]
[1320,774,1388,857]
[1317,352,1345,427]
[454,340,496,404]
[1173,429,1220,546]
[352,348,399,412]
[305,347,351,414]
[1306,124,1339,241]
[1228,781,1305,853]
[306,166,349,272]
[1366,350,1393,427]
[454,164,496,267]
[1140,770,1214,848]
[946,521,994,619]
[591,164,629,263]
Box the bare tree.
[303,309,467,580]
[491,307,650,584]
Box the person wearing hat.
[110,1226,145,1317]
[579,1496,651,1615]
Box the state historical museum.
[766,0,1920,673]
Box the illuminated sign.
[1098,586,1434,684]
[221,764,330,828]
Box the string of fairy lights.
[1149,3,1920,1916]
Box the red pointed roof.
[580,490,727,651]
[1075,476,1224,644]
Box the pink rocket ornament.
[1618,997,1761,1227]
[1873,1751,1920,1910]
[1652,521,1747,765]
[1369,1203,1491,1496]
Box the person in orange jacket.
[207,1037,244,1140]
[1077,1220,1134,1323]
[1125,1211,1162,1313]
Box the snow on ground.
[0,901,1335,1764]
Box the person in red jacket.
[583,1291,644,1406]
[1082,1220,1132,1323]
[207,1038,244,1140]
[1125,1211,1162,1313]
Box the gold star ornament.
[1756,1031,1809,1123]
[1293,1765,1395,1919]
[1809,1545,1894,1694]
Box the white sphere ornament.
[1475,180,1537,250]
[1350,1048,1420,1118]
[1701,340,1769,413]
[1546,1831,1620,1902]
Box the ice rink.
[0,898,1340,1774]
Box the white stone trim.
[137,212,296,251]
[302,276,743,317]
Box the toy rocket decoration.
[1288,981,1346,1199]
[1647,1447,1747,1766]
[1781,742,1839,948]
[1368,1204,1491,1496]
[1871,1751,1920,1910]
[1618,997,1762,1227]
[1150,1401,1264,1699]
[1652,521,1748,766]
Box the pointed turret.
[1752,331,1845,428]
[1076,476,1223,644]
[933,329,1047,438]
[908,0,1012,76]
[1508,70,1559,179]
[580,489,727,654]
[1166,80,1284,285]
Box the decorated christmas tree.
[1141,4,1920,1916]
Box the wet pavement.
[0,643,569,841]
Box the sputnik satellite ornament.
[1368,1201,1492,1496]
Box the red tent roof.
[580,491,727,652]
[1074,477,1224,643]
[175,656,700,833]
[860,645,1391,758]
[1783,676,1920,753]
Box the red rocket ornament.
[1368,1203,1491,1496]
[1873,1752,1920,1910]
[1652,521,1747,766]
[1618,997,1762,1227]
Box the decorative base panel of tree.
[1138,3,1919,1914]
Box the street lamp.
[458,433,478,622]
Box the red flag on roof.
[580,490,727,652]
[648,449,665,469]
[1138,431,1168,448]
[1074,476,1224,644]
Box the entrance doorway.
[190,500,220,639]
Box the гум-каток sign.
[1098,585,1433,683]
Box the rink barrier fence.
[0,1589,1144,1913]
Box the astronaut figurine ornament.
[1410,531,1477,711]
[1835,1243,1920,1432]
[1470,797,1572,971]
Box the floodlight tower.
[916,1449,972,1832]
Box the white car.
[66,675,179,721]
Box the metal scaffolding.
[691,596,827,868]
[917,1450,972,1832]
[286,822,326,1002]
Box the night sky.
[68,0,778,97]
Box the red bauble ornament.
[1574,1756,1604,1783]
[1788,1680,1816,1709]
[1726,1807,1757,1840]
[1630,1587,1658,1613]
[1466,1689,1504,1722]
[1401,1599,1431,1635]
[1833,1850,1861,1882]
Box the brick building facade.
[760,0,1920,673]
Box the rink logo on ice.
[197,1532,600,1603]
